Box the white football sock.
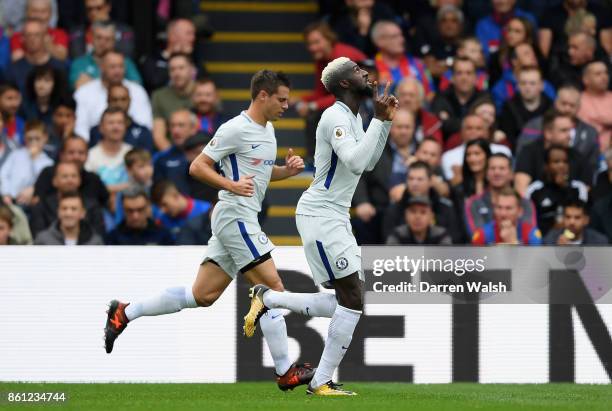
[259,309,291,376]
[263,290,337,318]
[310,304,361,388]
[124,286,198,321]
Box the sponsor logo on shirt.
[251,158,275,166]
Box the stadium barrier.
[0,246,610,383]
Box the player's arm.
[365,120,392,172]
[271,148,305,181]
[333,82,398,174]
[189,153,255,197]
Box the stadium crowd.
[0,0,611,247]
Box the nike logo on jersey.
[341,346,349,350]
[271,314,281,319]
[251,144,262,149]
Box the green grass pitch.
[1,382,611,411]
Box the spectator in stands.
[176,205,214,245]
[515,111,594,196]
[419,5,465,81]
[106,186,174,245]
[10,0,68,62]
[472,187,542,245]
[475,0,537,60]
[153,109,212,199]
[0,196,33,244]
[150,179,210,239]
[0,84,25,148]
[69,0,134,58]
[578,61,612,151]
[386,109,416,186]
[491,43,555,111]
[112,148,153,225]
[439,37,489,93]
[371,20,434,98]
[539,0,612,59]
[488,16,537,85]
[544,199,608,245]
[441,114,511,181]
[74,50,152,140]
[329,0,397,57]
[451,138,491,203]
[468,96,507,145]
[383,161,465,244]
[550,31,600,88]
[0,116,13,171]
[85,107,132,194]
[526,145,589,235]
[34,136,109,207]
[2,0,61,40]
[151,53,196,151]
[465,153,536,235]
[593,148,612,202]
[353,108,414,244]
[140,18,198,93]
[413,137,449,198]
[22,64,66,128]
[124,148,153,193]
[431,57,488,145]
[295,21,365,164]
[45,96,76,159]
[565,9,598,39]
[388,137,450,202]
[89,84,154,152]
[0,120,53,206]
[396,77,443,145]
[0,203,14,245]
[386,195,452,245]
[516,84,599,175]
[30,160,105,235]
[69,21,141,89]
[498,67,553,148]
[34,191,104,245]
[191,78,227,136]
[5,19,67,95]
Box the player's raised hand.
[285,148,305,176]
[373,81,399,121]
[230,175,255,197]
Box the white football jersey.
[203,111,277,215]
[297,101,391,219]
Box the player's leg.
[104,261,233,354]
[224,219,314,390]
[307,272,362,396]
[253,281,337,318]
[104,235,236,354]
[243,216,338,333]
[241,255,315,390]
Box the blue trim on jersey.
[238,221,260,259]
[324,151,338,189]
[229,153,239,181]
[316,240,335,281]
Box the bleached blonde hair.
[321,57,352,92]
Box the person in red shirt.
[10,0,68,61]
[472,187,542,245]
[293,21,366,164]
